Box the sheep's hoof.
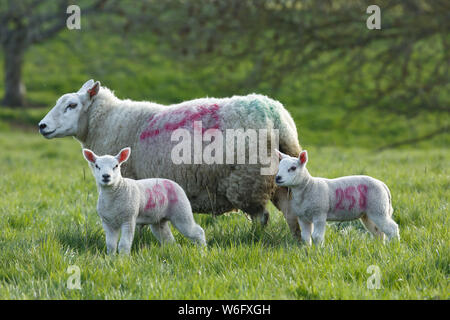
[252,211,269,227]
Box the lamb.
[38,79,302,237]
[275,149,400,245]
[82,147,206,254]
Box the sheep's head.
[82,147,131,187]
[39,79,100,139]
[275,149,308,187]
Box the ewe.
[275,150,400,245]
[83,147,206,254]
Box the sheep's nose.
[39,123,47,130]
[102,174,110,179]
[275,175,282,183]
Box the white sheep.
[82,147,206,254]
[39,79,302,237]
[275,149,400,245]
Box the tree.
[132,0,449,146]
[0,0,109,107]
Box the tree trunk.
[2,43,26,108]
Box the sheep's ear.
[78,79,95,93]
[116,147,131,164]
[83,149,97,163]
[275,149,287,160]
[299,150,308,166]
[87,81,100,99]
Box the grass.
[0,131,448,299]
[0,15,448,299]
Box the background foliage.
[0,0,448,299]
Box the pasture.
[0,129,448,299]
[0,5,448,299]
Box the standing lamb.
[275,149,400,245]
[83,147,206,254]
[38,80,302,237]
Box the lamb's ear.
[299,150,308,166]
[116,147,131,164]
[78,79,95,93]
[275,149,288,161]
[87,81,100,99]
[82,148,97,163]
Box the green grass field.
[0,130,448,299]
[0,24,448,299]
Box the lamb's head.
[39,80,100,139]
[275,149,308,187]
[82,147,131,187]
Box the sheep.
[275,149,400,245]
[38,79,302,237]
[82,147,206,254]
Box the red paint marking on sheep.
[357,184,368,210]
[145,188,156,210]
[144,184,168,210]
[162,180,178,204]
[140,104,221,141]
[334,184,369,211]
[344,186,356,210]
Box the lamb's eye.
[113,164,118,170]
[288,166,297,172]
[95,164,100,170]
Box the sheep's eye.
[288,166,297,172]
[65,103,77,112]
[95,164,100,170]
[113,164,118,170]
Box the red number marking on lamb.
[334,188,345,211]
[145,188,156,210]
[162,180,178,204]
[152,184,167,207]
[344,186,356,210]
[357,184,368,210]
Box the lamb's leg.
[368,214,400,242]
[150,221,175,245]
[118,220,136,254]
[272,187,301,240]
[360,214,385,241]
[102,221,120,255]
[311,218,326,246]
[298,218,312,246]
[170,213,206,246]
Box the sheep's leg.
[170,213,206,246]
[368,214,400,242]
[249,208,270,227]
[272,187,301,240]
[150,221,175,245]
[311,218,326,246]
[360,214,385,241]
[102,221,120,255]
[118,220,136,254]
[298,218,312,246]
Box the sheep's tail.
[277,118,301,157]
[381,182,393,217]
